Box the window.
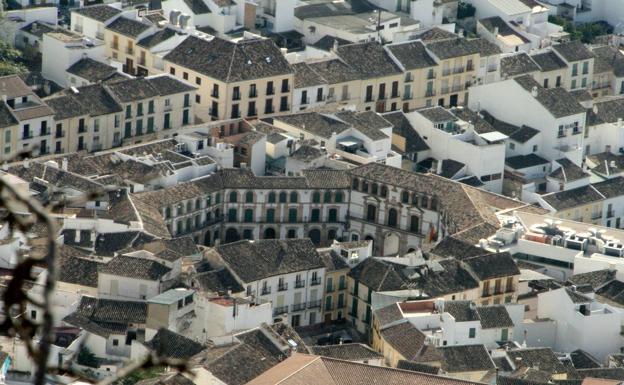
[184,94,190,108]
[125,105,132,119]
[509,142,515,150]
[469,328,476,338]
[245,191,253,203]
[558,125,565,138]
[268,192,276,203]
[335,191,343,203]
[571,79,577,89]
[183,72,188,80]
[164,113,171,129]
[136,119,143,136]
[196,94,201,104]
[572,63,578,76]
[196,76,201,85]
[279,191,287,203]
[410,216,419,233]
[328,208,337,222]
[244,209,253,222]
[380,185,388,197]
[147,117,154,133]
[183,109,190,125]
[371,183,378,195]
[401,191,409,203]
[169,67,175,75]
[582,61,589,75]
[137,103,143,116]
[312,191,321,203]
[365,85,373,102]
[290,191,298,203]
[366,204,376,222]
[311,208,320,222]
[281,79,289,92]
[148,100,154,114]
[228,208,237,222]
[266,208,275,223]
[324,191,332,203]
[113,339,119,346]
[267,81,274,95]
[229,191,238,203]
[288,208,297,223]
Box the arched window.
[335,191,344,203]
[309,228,321,245]
[401,191,409,204]
[312,191,321,203]
[206,211,212,221]
[352,178,359,190]
[288,208,298,223]
[268,192,276,203]
[214,208,220,218]
[266,208,275,223]
[165,206,171,219]
[430,197,438,211]
[229,191,237,203]
[421,195,429,208]
[324,191,332,203]
[371,183,378,195]
[412,194,419,206]
[279,191,287,203]
[362,181,369,193]
[387,208,398,227]
[410,215,420,233]
[264,227,276,239]
[195,199,201,210]
[215,193,221,204]
[186,201,192,212]
[228,208,237,222]
[225,228,239,243]
[290,191,298,203]
[366,204,377,222]
[186,217,192,231]
[380,185,388,197]
[245,191,254,203]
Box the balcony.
[402,93,413,100]
[261,286,271,295]
[325,303,334,311]
[249,90,257,98]
[295,280,305,288]
[55,130,65,138]
[232,93,241,101]
[326,285,334,293]
[308,299,322,309]
[405,73,413,82]
[451,84,464,92]
[466,64,475,72]
[592,212,603,220]
[452,66,465,74]
[425,89,436,97]
[273,305,289,316]
[311,277,321,286]
[292,303,306,312]
[427,72,436,80]
[607,210,615,218]
[278,282,288,292]
[339,283,346,291]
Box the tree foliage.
[548,16,613,43]
[0,40,27,76]
[457,1,476,19]
[77,347,100,369]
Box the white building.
[407,106,507,193]
[537,287,624,361]
[205,239,327,327]
[272,110,402,168]
[469,74,587,167]
[41,29,107,87]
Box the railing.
[325,303,334,311]
[427,72,436,80]
[261,286,271,295]
[405,73,413,82]
[232,93,241,101]
[326,285,334,293]
[441,87,449,94]
[442,69,451,76]
[607,210,615,218]
[278,283,288,292]
[273,305,289,316]
[308,299,322,309]
[391,92,399,99]
[453,66,465,74]
[592,212,603,220]
[311,277,321,286]
[295,280,305,288]
[292,303,306,312]
[249,91,257,98]
[451,84,463,92]
[403,93,412,100]
[466,64,474,71]
[425,89,436,97]
[339,283,346,291]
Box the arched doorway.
[225,228,239,243]
[328,228,337,242]
[204,232,211,246]
[264,227,276,239]
[309,228,321,245]
[383,233,400,256]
